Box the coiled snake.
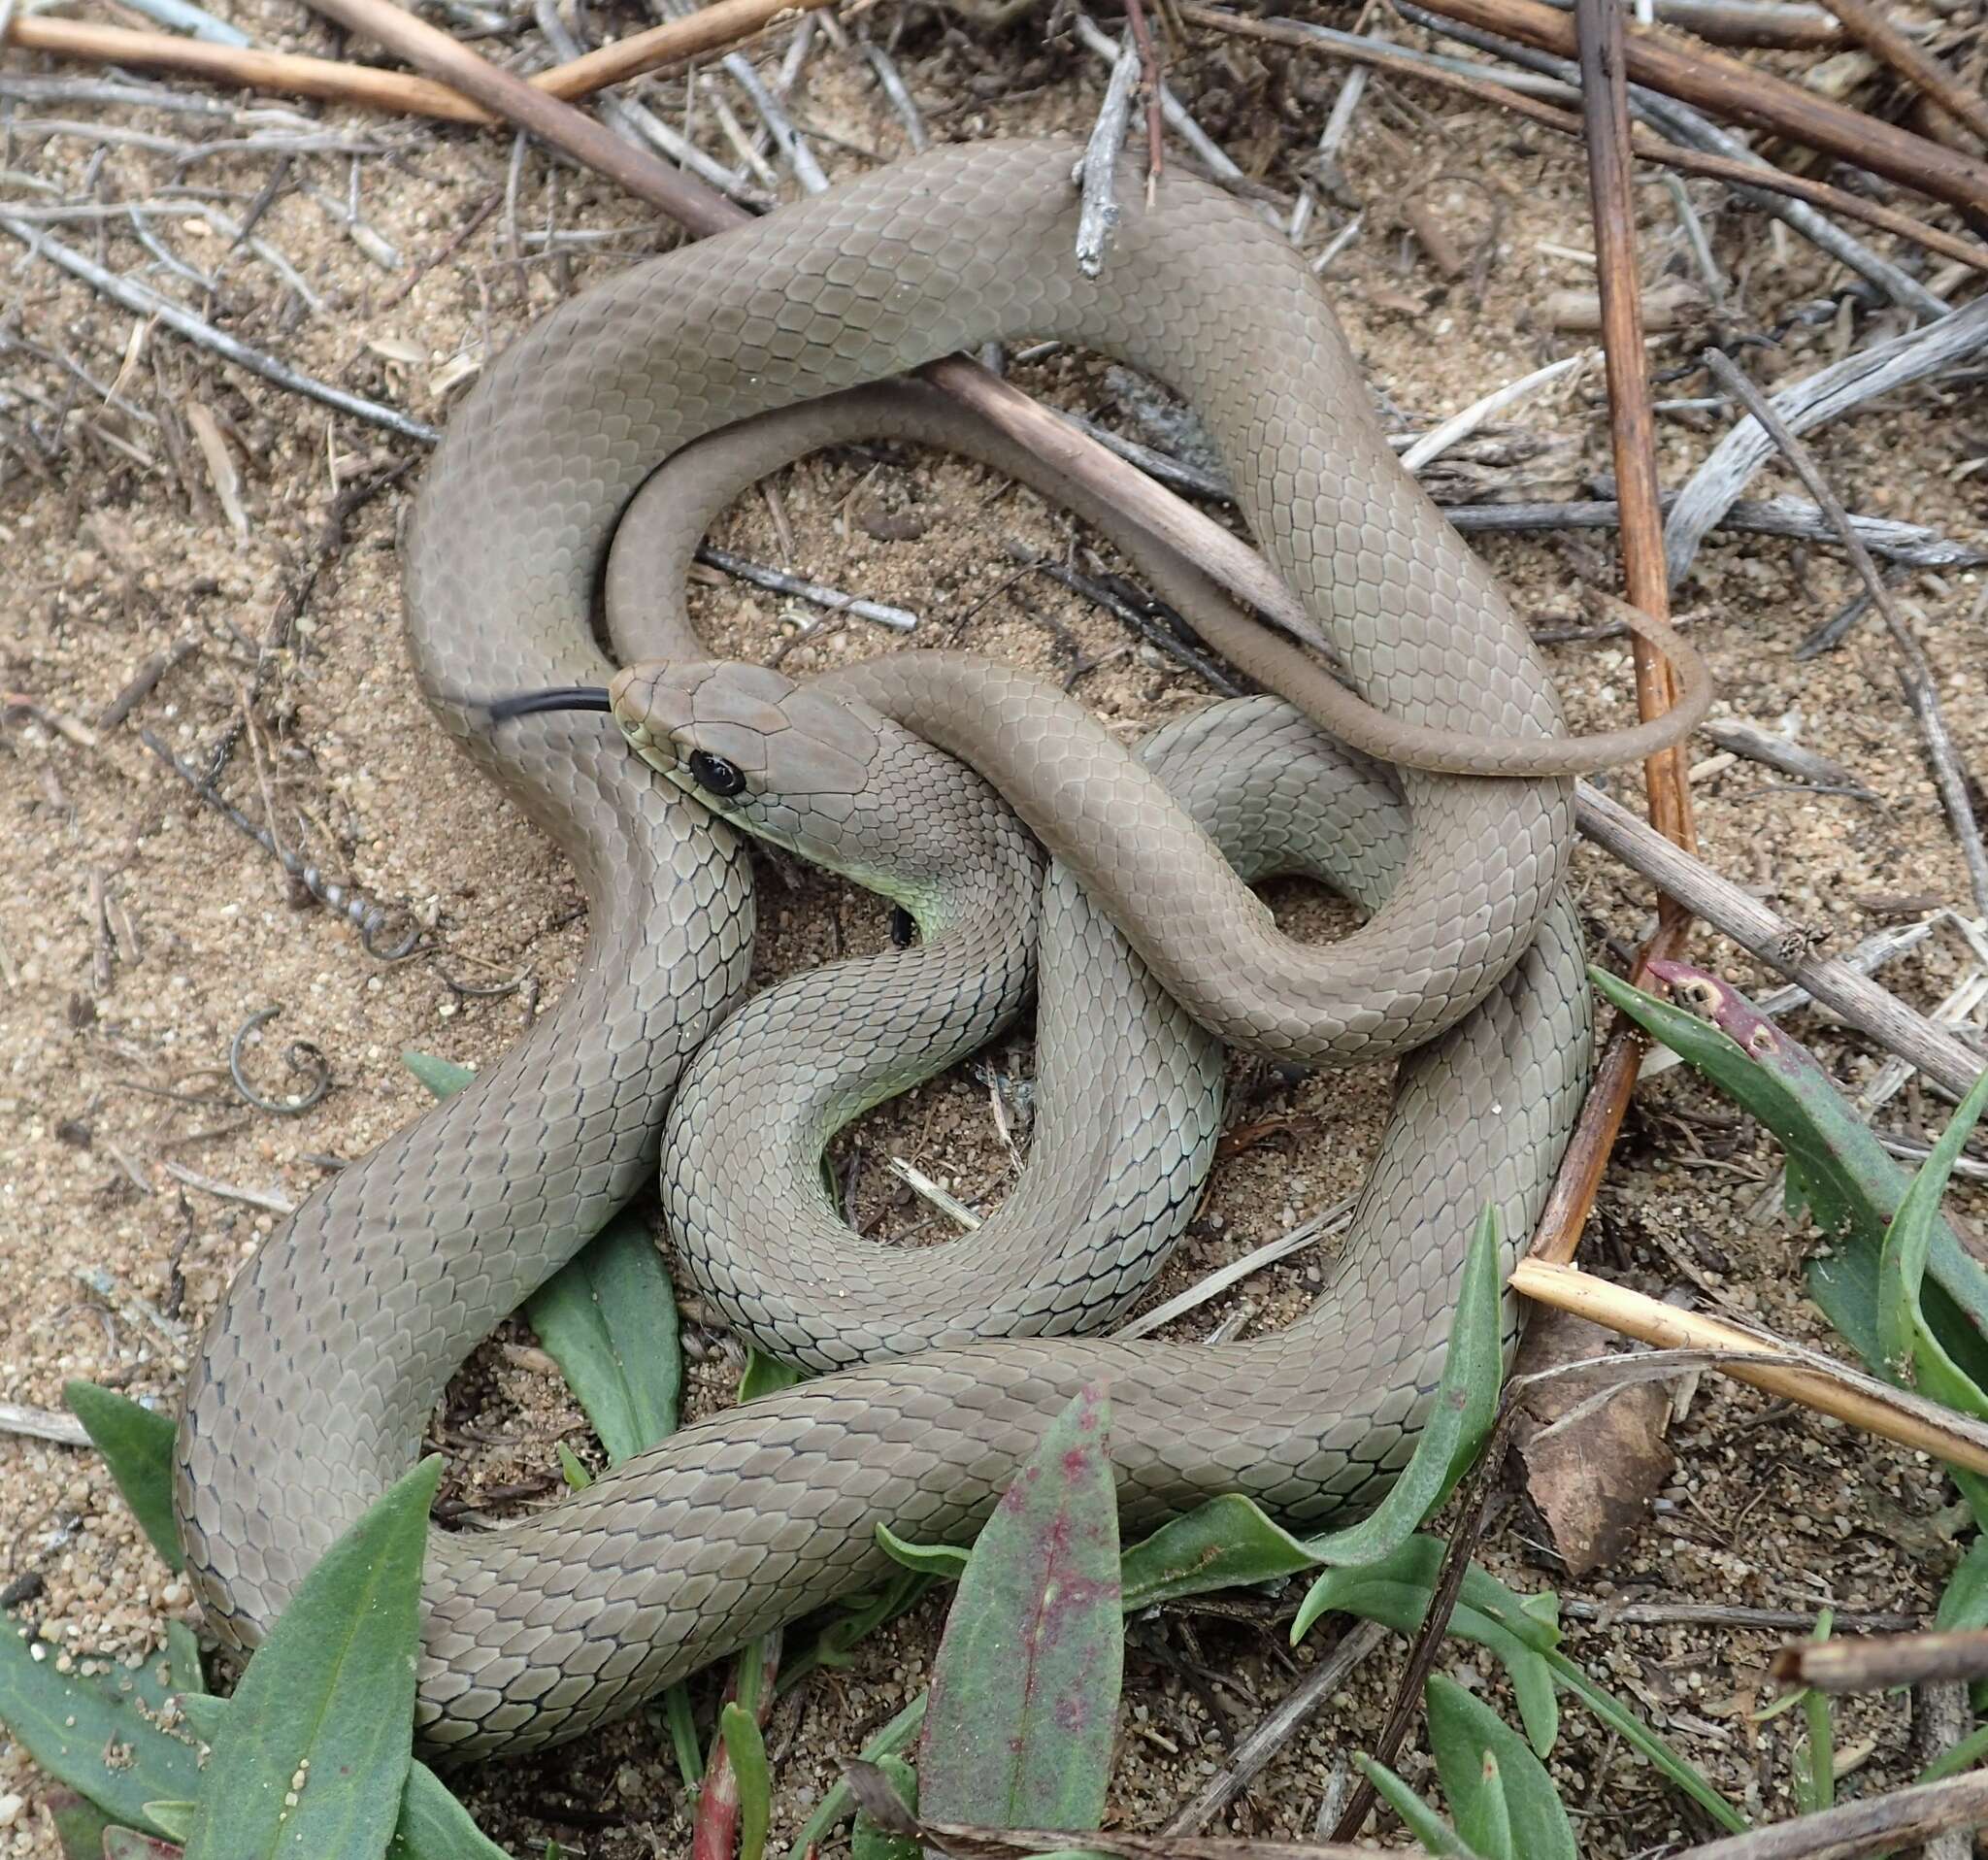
[170,139,1673,1756]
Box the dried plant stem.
[1773,1629,1988,1695]
[1530,0,1697,1267]
[1510,1259,1988,1476]
[1408,0,1988,216]
[1574,781,1985,1100]
[4,0,832,126]
[1179,5,1988,274]
[1810,0,1988,149]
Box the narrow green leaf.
[1795,1611,1836,1815]
[1302,1208,1504,1567]
[184,1456,441,1860]
[783,1698,926,1860]
[1597,965,1988,1386]
[1353,1756,1482,1858]
[1297,1571,1558,1756]
[142,1804,197,1842]
[163,1620,204,1699]
[1938,1538,1988,1631]
[739,1349,805,1403]
[0,1618,202,1832]
[851,1754,920,1860]
[920,1384,1122,1832]
[781,1569,935,1689]
[45,1791,116,1860]
[1425,1676,1574,1860]
[1878,1066,1988,1378]
[1120,1495,1320,1611]
[63,1383,182,1574]
[1544,1649,1747,1834]
[876,1527,970,1582]
[1921,1718,1988,1783]
[720,1702,773,1860]
[401,1050,477,1099]
[386,1763,514,1860]
[523,1214,680,1466]
[555,1442,593,1490]
[660,1685,704,1791]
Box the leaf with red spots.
[919,1383,1122,1833]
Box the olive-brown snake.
[169,139,1697,1755]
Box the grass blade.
[919,1384,1122,1832]
[184,1456,441,1860]
[63,1383,182,1573]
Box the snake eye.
[686,749,747,798]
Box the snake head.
[608,659,891,862]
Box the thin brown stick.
[1510,1259,1988,1476]
[2,0,833,126]
[1574,780,1985,1100]
[1699,349,1988,923]
[1773,1629,1988,1695]
[1809,0,1988,150]
[1530,0,1698,1267]
[1176,8,1988,273]
[1672,1769,1988,1860]
[1162,1620,1389,1834]
[1409,0,1988,217]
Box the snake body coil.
[173,139,1593,1757]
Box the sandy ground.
[2,4,1987,1854]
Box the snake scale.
[172,139,1604,1758]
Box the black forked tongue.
[486,685,613,722]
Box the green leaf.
[1597,966,1988,1387]
[739,1349,805,1403]
[1354,1756,1482,1858]
[1302,1207,1505,1566]
[164,1620,204,1698]
[876,1527,970,1582]
[555,1442,593,1491]
[1291,1539,1560,1754]
[1938,1538,1988,1631]
[1120,1495,1320,1611]
[46,1791,116,1860]
[63,1383,182,1574]
[720,1703,773,1860]
[1879,1067,1988,1379]
[402,1050,477,1099]
[660,1685,704,1792]
[783,1697,925,1860]
[1794,1612,1836,1815]
[1543,1649,1746,1833]
[851,1754,920,1860]
[1425,1675,1574,1860]
[143,1804,197,1842]
[0,1617,202,1833]
[781,1569,935,1690]
[523,1213,680,1466]
[920,1384,1122,1832]
[387,1763,514,1860]
[1920,1718,1988,1783]
[184,1456,441,1860]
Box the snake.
[168,137,1664,1758]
